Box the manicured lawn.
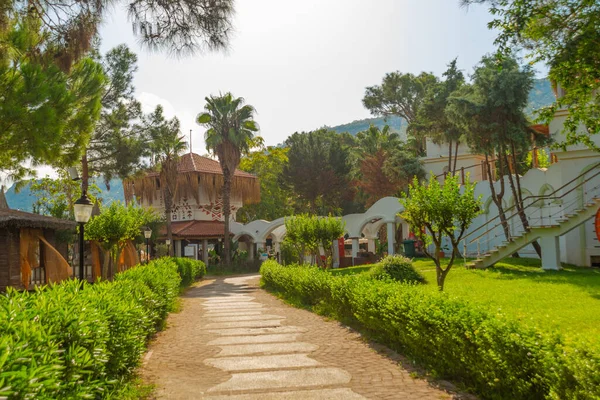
[333,257,600,342]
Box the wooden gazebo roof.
[123,153,260,205]
[0,209,76,230]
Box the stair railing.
[461,162,600,258]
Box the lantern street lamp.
[143,227,152,263]
[74,191,93,281]
[165,239,171,256]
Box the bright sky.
[31,0,503,180]
[98,0,501,152]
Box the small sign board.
[184,246,195,257]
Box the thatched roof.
[0,187,8,210]
[123,153,260,205]
[0,209,77,230]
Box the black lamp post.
[74,191,93,281]
[143,226,152,263]
[166,239,171,256]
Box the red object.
[595,209,600,241]
[338,237,345,259]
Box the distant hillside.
[327,115,407,138]
[327,78,555,137]
[5,178,124,212]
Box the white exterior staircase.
[467,197,600,269]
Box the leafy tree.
[30,173,101,220]
[147,106,187,257]
[363,71,437,154]
[0,15,105,180]
[81,45,148,192]
[282,129,353,215]
[400,174,482,291]
[462,0,600,148]
[237,146,293,223]
[197,92,259,265]
[283,214,345,267]
[7,0,235,69]
[353,125,423,207]
[411,59,465,174]
[447,55,547,256]
[85,202,160,279]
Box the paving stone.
[202,388,366,399]
[203,303,263,309]
[205,311,265,318]
[141,275,460,400]
[208,334,300,346]
[216,342,318,356]
[207,314,285,323]
[207,326,307,336]
[205,354,320,371]
[204,320,283,329]
[203,298,255,304]
[207,367,352,392]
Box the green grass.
[335,257,600,342]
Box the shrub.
[171,257,206,286]
[367,255,425,283]
[0,257,200,399]
[260,261,600,399]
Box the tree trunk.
[223,172,232,265]
[81,152,89,194]
[453,141,459,174]
[164,191,174,257]
[505,152,542,257]
[448,140,453,175]
[102,249,110,280]
[486,154,512,242]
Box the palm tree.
[197,93,258,265]
[147,106,187,256]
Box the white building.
[232,95,600,269]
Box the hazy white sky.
[98,0,502,153]
[26,0,507,180]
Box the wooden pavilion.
[0,199,76,291]
[123,153,260,263]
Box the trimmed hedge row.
[0,257,204,399]
[260,260,600,400]
[172,257,206,287]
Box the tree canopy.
[462,0,600,148]
[0,15,105,180]
[400,174,482,291]
[6,0,235,68]
[237,146,293,223]
[282,129,353,215]
[197,92,259,265]
[83,45,148,188]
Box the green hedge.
[171,258,206,287]
[0,257,201,399]
[260,260,600,400]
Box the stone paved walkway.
[141,275,461,399]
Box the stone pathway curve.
[141,275,460,399]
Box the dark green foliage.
[282,129,353,215]
[366,255,425,284]
[171,258,207,287]
[0,257,199,399]
[260,261,600,399]
[116,259,181,321]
